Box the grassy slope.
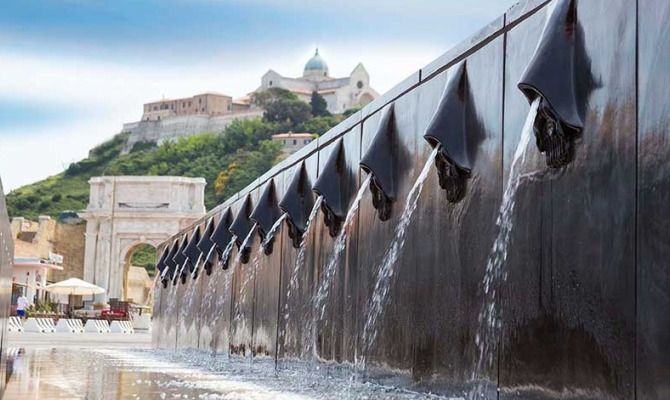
[7,118,284,219]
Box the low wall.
[152,0,670,398]
[123,110,264,151]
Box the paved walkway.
[6,331,152,349]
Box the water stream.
[359,147,439,368]
[303,175,372,359]
[278,195,324,359]
[468,97,543,399]
[313,175,372,324]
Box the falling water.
[278,195,324,358]
[359,147,439,368]
[469,97,542,399]
[219,236,237,269]
[235,223,258,265]
[231,224,259,356]
[306,175,372,357]
[314,175,372,321]
[262,213,288,249]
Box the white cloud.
[0,40,443,191]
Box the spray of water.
[235,223,258,265]
[219,236,237,269]
[468,97,542,399]
[278,196,323,358]
[314,175,372,320]
[262,213,288,250]
[359,147,439,368]
[306,175,372,357]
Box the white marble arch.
[82,176,206,302]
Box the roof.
[272,132,314,139]
[304,48,328,73]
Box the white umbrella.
[44,278,106,296]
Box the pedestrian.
[16,294,29,319]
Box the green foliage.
[310,91,330,117]
[296,115,344,136]
[252,87,311,129]
[7,119,283,218]
[130,244,157,277]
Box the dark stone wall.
[151,0,670,398]
[638,1,670,399]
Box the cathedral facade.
[257,49,379,114]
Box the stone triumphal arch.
[82,176,206,301]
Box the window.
[188,101,192,107]
[304,139,310,144]
[293,140,297,145]
[199,98,202,104]
[201,108,205,112]
[357,80,364,89]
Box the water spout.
[360,104,398,221]
[209,208,235,270]
[279,162,315,249]
[182,225,203,282]
[518,0,583,168]
[359,147,439,367]
[160,238,180,288]
[196,217,216,277]
[230,196,255,264]
[250,180,283,255]
[173,233,190,285]
[424,60,472,203]
[312,139,353,237]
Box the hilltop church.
[256,49,379,114]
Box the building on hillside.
[141,92,252,122]
[10,216,65,310]
[257,49,379,114]
[272,132,315,156]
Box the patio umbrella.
[44,278,105,296]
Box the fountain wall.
[152,0,670,398]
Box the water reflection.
[4,347,453,399]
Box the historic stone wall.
[153,1,670,398]
[122,110,263,152]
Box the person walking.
[16,294,29,319]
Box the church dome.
[303,49,329,79]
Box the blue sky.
[0,0,517,191]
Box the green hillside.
[6,89,343,219]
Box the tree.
[252,88,311,129]
[310,91,330,117]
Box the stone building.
[257,49,379,114]
[272,132,315,156]
[82,176,206,302]
[142,92,251,122]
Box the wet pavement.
[3,344,454,399]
